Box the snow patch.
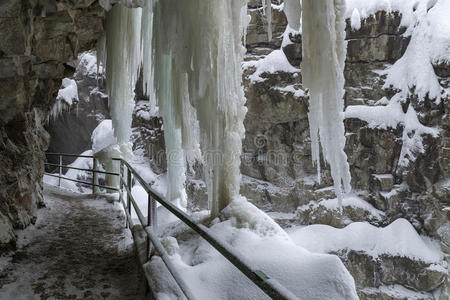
[242,49,300,83]
[298,194,385,220]
[361,285,434,300]
[49,78,78,120]
[91,120,118,154]
[76,51,102,77]
[345,97,439,167]
[272,84,305,98]
[382,0,450,102]
[151,197,359,299]
[289,218,444,263]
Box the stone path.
[0,185,147,300]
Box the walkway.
[0,185,147,300]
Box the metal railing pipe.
[44,153,300,300]
[145,226,197,300]
[45,173,119,192]
[123,181,146,227]
[58,155,62,187]
[44,163,120,176]
[46,152,95,159]
[92,157,98,194]
[121,160,299,300]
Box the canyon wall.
[0,0,105,249]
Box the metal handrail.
[44,153,118,193]
[44,152,299,300]
[45,162,120,176]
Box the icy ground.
[0,185,146,300]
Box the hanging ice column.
[301,0,351,204]
[147,0,249,216]
[97,4,142,189]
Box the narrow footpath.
[0,185,146,300]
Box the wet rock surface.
[0,186,146,300]
[0,0,105,248]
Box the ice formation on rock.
[49,78,78,121]
[148,0,249,215]
[301,0,351,204]
[264,0,272,41]
[99,0,249,212]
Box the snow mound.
[57,78,78,106]
[299,194,385,220]
[91,120,118,154]
[76,51,102,77]
[289,218,444,263]
[151,197,358,299]
[242,49,300,83]
[219,195,289,238]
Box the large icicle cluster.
[100,0,249,214]
[301,0,351,204]
[149,0,249,215]
[103,5,141,147]
[97,4,142,189]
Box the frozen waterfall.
[100,0,351,211]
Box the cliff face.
[242,6,449,237]
[0,0,105,249]
[241,7,449,299]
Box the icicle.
[104,4,141,146]
[302,0,351,205]
[157,53,187,208]
[283,0,302,31]
[140,0,154,101]
[265,0,272,41]
[99,4,142,190]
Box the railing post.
[127,166,132,217]
[148,194,157,229]
[58,155,62,187]
[148,193,157,258]
[119,160,127,228]
[92,157,98,194]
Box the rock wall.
[0,0,105,249]
[241,6,450,299]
